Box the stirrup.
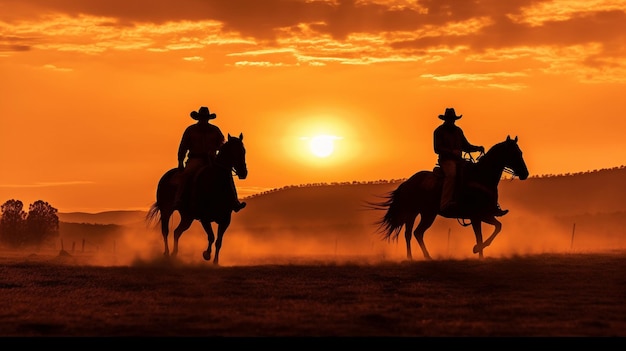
[439,202,460,218]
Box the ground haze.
[0,249,625,336]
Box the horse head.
[499,135,529,180]
[219,133,248,180]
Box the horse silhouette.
[146,133,247,265]
[368,136,529,260]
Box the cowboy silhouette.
[174,106,246,212]
[433,107,508,217]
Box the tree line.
[0,199,59,248]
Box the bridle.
[503,167,517,179]
[465,149,519,180]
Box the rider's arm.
[178,129,190,165]
[459,130,483,153]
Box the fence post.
[447,228,451,254]
[570,223,576,250]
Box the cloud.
[0,0,624,81]
[182,56,204,62]
[0,181,95,189]
[42,64,72,72]
[0,44,31,52]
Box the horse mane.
[482,138,510,159]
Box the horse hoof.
[473,245,481,253]
[203,251,211,261]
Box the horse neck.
[475,151,505,186]
[215,151,232,172]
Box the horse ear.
[507,135,511,141]
[239,132,243,140]
[515,136,518,142]
[228,133,231,139]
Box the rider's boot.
[233,200,247,213]
[493,203,509,217]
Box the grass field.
[1,247,625,337]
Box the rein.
[467,150,518,179]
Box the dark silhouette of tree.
[25,200,59,247]
[0,199,27,247]
[0,199,59,248]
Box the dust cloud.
[35,208,625,268]
[31,168,623,267]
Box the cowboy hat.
[438,107,462,121]
[190,106,216,120]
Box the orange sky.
[1,0,625,213]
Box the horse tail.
[365,188,406,242]
[145,202,162,227]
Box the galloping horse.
[369,136,529,260]
[146,133,247,265]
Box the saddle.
[432,159,472,178]
[433,162,495,218]
[174,166,210,209]
[178,165,231,218]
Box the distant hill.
[58,210,147,226]
[499,167,626,216]
[58,167,626,226]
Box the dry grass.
[1,248,625,337]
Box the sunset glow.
[1,0,625,212]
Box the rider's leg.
[174,158,202,208]
[173,171,188,208]
[230,176,246,212]
[492,187,508,216]
[440,160,457,211]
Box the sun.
[301,134,342,158]
[288,115,354,165]
[308,135,338,158]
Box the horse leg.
[212,222,230,266]
[473,216,502,254]
[470,220,485,258]
[172,215,194,257]
[199,219,215,262]
[161,210,172,256]
[414,212,437,260]
[403,214,416,260]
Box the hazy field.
[1,246,625,337]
